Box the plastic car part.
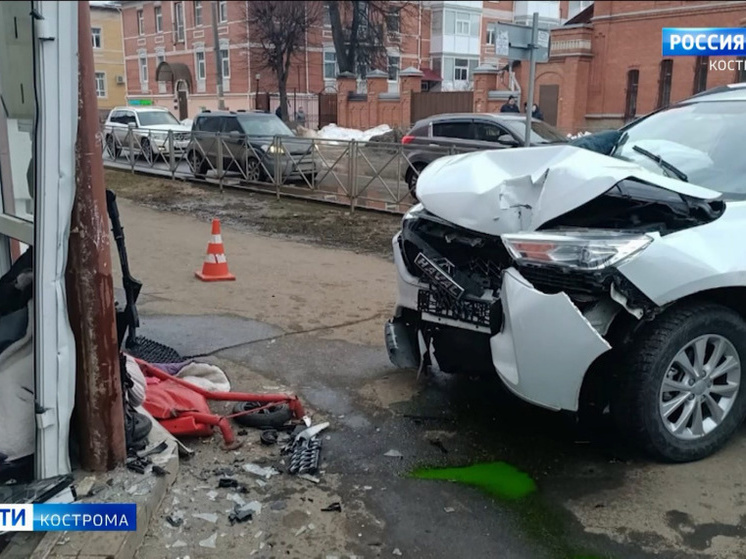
[231,402,293,428]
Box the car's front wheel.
[405,163,426,200]
[614,303,746,462]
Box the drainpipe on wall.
[417,3,422,67]
[304,3,309,93]
[246,1,251,108]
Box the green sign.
[129,99,153,106]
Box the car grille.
[401,213,511,292]
[174,133,190,141]
[515,264,611,296]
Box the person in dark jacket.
[500,95,520,113]
[531,104,544,120]
[275,105,283,119]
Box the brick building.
[518,0,746,133]
[120,1,586,123]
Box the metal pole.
[524,12,538,147]
[211,1,226,110]
[66,1,126,471]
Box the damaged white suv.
[386,84,746,462]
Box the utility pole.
[67,1,126,471]
[523,12,539,147]
[211,1,226,110]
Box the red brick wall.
[515,0,746,133]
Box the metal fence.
[99,126,463,214]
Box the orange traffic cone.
[195,219,236,282]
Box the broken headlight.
[501,230,652,271]
[402,203,425,221]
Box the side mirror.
[498,134,520,147]
[127,122,136,129]
[229,130,241,138]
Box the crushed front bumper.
[387,233,612,411]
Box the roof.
[89,1,120,9]
[565,3,593,25]
[685,82,746,103]
[112,106,171,112]
[414,113,532,125]
[420,68,442,82]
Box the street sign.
[537,30,550,49]
[495,20,550,62]
[496,30,510,58]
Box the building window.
[91,27,102,49]
[323,4,331,26]
[387,55,400,81]
[156,52,165,68]
[137,9,144,35]
[455,12,470,35]
[194,0,202,26]
[693,55,708,94]
[154,6,162,33]
[324,50,337,79]
[454,58,469,81]
[624,69,639,121]
[196,51,206,80]
[219,0,228,22]
[139,53,148,83]
[486,23,496,45]
[656,59,673,109]
[386,10,400,33]
[220,46,230,78]
[737,57,746,83]
[95,72,106,98]
[175,3,185,42]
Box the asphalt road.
[116,199,746,559]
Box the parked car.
[104,106,191,160]
[187,111,317,182]
[401,113,567,195]
[386,84,746,462]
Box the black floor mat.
[126,336,184,363]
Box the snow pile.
[567,131,592,139]
[316,123,392,142]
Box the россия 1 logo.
[662,28,746,56]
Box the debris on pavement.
[199,533,218,549]
[171,540,187,548]
[295,525,308,537]
[393,549,403,556]
[299,473,321,484]
[139,440,169,458]
[165,514,184,528]
[192,512,218,523]
[228,503,254,524]
[321,502,342,512]
[384,449,403,458]
[260,429,279,445]
[243,463,281,479]
[444,507,455,513]
[75,476,97,498]
[218,477,239,488]
[206,490,219,501]
[152,465,167,477]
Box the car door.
[220,116,246,170]
[430,119,477,154]
[117,110,137,145]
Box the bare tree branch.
[243,1,320,121]
[325,1,417,77]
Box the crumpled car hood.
[416,145,721,236]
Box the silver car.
[104,106,191,160]
[386,83,746,462]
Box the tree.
[326,1,415,77]
[246,1,320,121]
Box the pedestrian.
[532,103,544,120]
[275,104,283,119]
[295,107,306,126]
[500,95,520,113]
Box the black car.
[401,113,567,194]
[188,111,317,182]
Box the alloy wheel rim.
[247,160,260,181]
[659,334,741,440]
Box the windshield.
[138,111,181,126]
[504,119,566,144]
[612,100,746,195]
[238,115,294,137]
